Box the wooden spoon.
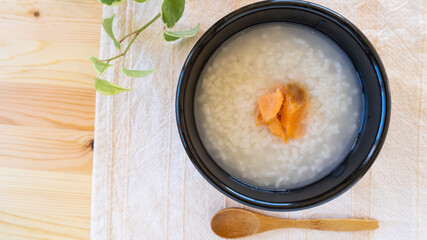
[211,208,378,239]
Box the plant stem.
[119,31,137,43]
[97,59,111,79]
[123,13,161,55]
[100,53,123,62]
[118,12,161,43]
[96,13,161,78]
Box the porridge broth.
[194,23,362,189]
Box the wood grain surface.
[0,0,101,239]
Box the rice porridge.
[194,23,362,189]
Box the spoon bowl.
[211,208,259,238]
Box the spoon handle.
[258,216,378,232]
[289,219,378,231]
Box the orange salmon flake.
[255,83,307,143]
[257,88,284,123]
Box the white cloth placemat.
[91,0,427,239]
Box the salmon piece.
[285,108,306,138]
[255,83,307,143]
[275,84,286,96]
[258,88,284,123]
[255,107,262,126]
[266,117,288,143]
[280,83,307,139]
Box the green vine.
[90,0,199,95]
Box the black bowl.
[176,0,390,211]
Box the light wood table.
[0,0,102,239]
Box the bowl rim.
[176,0,391,211]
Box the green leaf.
[162,32,180,42]
[99,0,126,6]
[94,79,130,95]
[102,15,121,49]
[161,0,185,28]
[162,24,199,41]
[133,0,147,2]
[121,68,156,78]
[89,56,113,73]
